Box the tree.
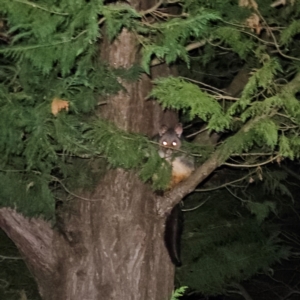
[0,0,300,299]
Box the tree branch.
[228,282,253,300]
[158,150,222,215]
[284,72,300,94]
[0,208,57,278]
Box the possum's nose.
[165,148,173,156]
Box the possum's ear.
[174,123,183,137]
[159,125,168,136]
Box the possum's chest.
[170,157,194,187]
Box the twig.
[13,0,69,15]
[228,283,254,300]
[195,171,255,192]
[151,40,207,67]
[179,76,228,95]
[224,155,280,168]
[225,186,248,203]
[255,9,300,62]
[0,254,23,260]
[51,176,101,202]
[141,0,163,16]
[182,196,210,212]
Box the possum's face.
[158,125,182,158]
[160,131,181,149]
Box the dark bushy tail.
[164,204,183,266]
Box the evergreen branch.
[150,40,207,67]
[150,76,231,130]
[180,76,229,96]
[13,0,69,16]
[0,40,71,52]
[0,29,88,52]
[255,9,300,62]
[222,20,276,46]
[170,286,189,300]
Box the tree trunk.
[0,1,179,299]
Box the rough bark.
[79,24,178,299]
[49,171,174,300]
[100,27,178,136]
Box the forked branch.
[0,208,57,278]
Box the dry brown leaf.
[51,97,69,116]
[256,166,263,181]
[239,0,258,10]
[239,0,247,7]
[246,13,262,35]
[270,0,286,7]
[19,290,28,300]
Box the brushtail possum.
[155,123,195,266]
[156,123,195,188]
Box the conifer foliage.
[0,0,300,299]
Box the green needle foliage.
[149,76,231,131]
[142,11,221,73]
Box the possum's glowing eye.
[172,141,177,146]
[162,141,168,146]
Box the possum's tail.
[164,204,183,266]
